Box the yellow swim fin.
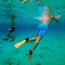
[14,40,26,48]
[29,54,32,65]
[14,38,29,48]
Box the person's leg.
[4,29,12,40]
[4,28,15,41]
[8,28,15,41]
[32,35,42,52]
[28,37,37,41]
[29,35,42,55]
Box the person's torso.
[42,12,52,25]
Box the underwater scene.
[0,0,65,65]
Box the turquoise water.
[0,0,65,65]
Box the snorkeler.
[27,6,60,55]
[4,15,16,41]
[15,6,60,54]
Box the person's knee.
[35,36,42,43]
[35,39,39,44]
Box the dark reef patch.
[36,62,41,65]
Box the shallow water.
[0,0,65,65]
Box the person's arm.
[52,16,59,23]
[53,13,61,23]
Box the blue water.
[0,0,65,65]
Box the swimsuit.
[37,24,48,36]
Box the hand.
[54,16,59,23]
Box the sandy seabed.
[0,30,65,65]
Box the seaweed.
[38,54,43,58]
[36,62,41,65]
[2,57,22,65]
[3,58,14,65]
